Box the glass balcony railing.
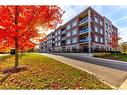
[79,28,89,34]
[79,17,88,24]
[79,17,93,25]
[79,37,92,43]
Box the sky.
[59,5,127,42]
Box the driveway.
[39,53,127,89]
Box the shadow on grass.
[2,67,28,74]
[0,67,28,84]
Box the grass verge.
[0,53,111,89]
[94,53,127,62]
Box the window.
[66,32,71,37]
[66,39,71,44]
[58,36,61,40]
[58,30,61,34]
[55,32,57,36]
[95,36,99,42]
[72,38,77,44]
[100,29,103,34]
[55,37,57,41]
[109,32,112,37]
[95,16,98,23]
[106,31,108,36]
[100,20,103,26]
[106,23,108,29]
[109,25,111,30]
[72,29,77,35]
[66,24,71,30]
[106,39,108,44]
[55,43,58,46]
[100,37,103,43]
[58,42,61,46]
[95,26,99,32]
[72,20,77,27]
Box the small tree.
[0,6,64,68]
[122,42,127,54]
[110,32,121,53]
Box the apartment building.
[39,7,118,53]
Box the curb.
[119,78,127,89]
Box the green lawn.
[0,53,111,89]
[95,53,127,62]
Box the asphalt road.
[54,53,127,72]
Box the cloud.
[106,6,123,17]
[93,6,103,13]
[114,16,127,23]
[119,27,127,42]
[60,6,87,24]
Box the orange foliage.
[0,6,64,52]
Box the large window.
[55,37,57,41]
[66,39,71,44]
[66,32,71,37]
[106,23,108,29]
[72,29,77,35]
[100,37,103,43]
[58,36,61,40]
[100,20,103,26]
[95,26,99,32]
[109,32,112,37]
[100,28,103,34]
[55,31,57,36]
[72,20,77,27]
[55,43,58,46]
[95,35,99,42]
[58,30,61,34]
[66,24,71,30]
[106,39,108,44]
[72,38,77,44]
[95,16,98,23]
[106,31,108,36]
[58,42,61,46]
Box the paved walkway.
[0,54,9,56]
[39,53,127,89]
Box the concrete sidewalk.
[0,54,9,56]
[39,53,127,89]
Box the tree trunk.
[14,37,19,68]
[13,6,19,69]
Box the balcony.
[79,17,88,25]
[79,37,92,43]
[79,28,89,35]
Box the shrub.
[93,53,111,57]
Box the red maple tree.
[0,6,64,68]
[110,32,121,52]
